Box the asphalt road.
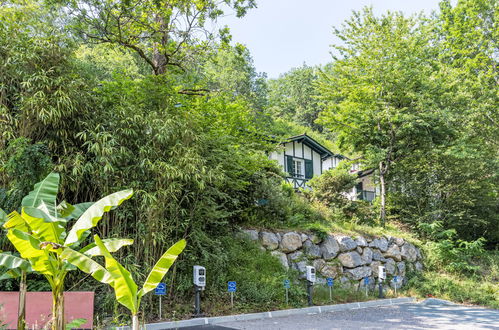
[214,300,499,330]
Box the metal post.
[329,286,332,302]
[307,280,313,306]
[285,287,289,305]
[159,295,162,319]
[231,291,234,307]
[378,280,384,298]
[194,285,202,316]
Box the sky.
[219,0,443,78]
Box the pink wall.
[0,291,94,329]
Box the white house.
[269,134,376,202]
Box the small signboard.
[155,283,167,295]
[228,281,237,292]
[283,279,290,289]
[326,277,334,287]
[393,276,398,283]
[364,277,369,285]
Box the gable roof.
[286,133,344,159]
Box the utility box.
[306,266,316,283]
[378,266,386,281]
[193,265,206,287]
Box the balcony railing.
[358,190,376,202]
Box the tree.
[62,235,186,330]
[63,0,257,74]
[318,8,455,226]
[2,173,133,329]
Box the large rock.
[271,250,289,269]
[280,232,302,252]
[385,258,396,275]
[338,251,363,268]
[361,247,373,264]
[336,235,357,252]
[384,244,402,261]
[394,237,405,246]
[372,250,387,262]
[242,229,259,241]
[355,236,368,247]
[397,261,406,275]
[310,234,322,244]
[292,260,308,277]
[288,250,304,262]
[320,236,340,260]
[370,261,382,277]
[303,240,322,259]
[320,263,343,278]
[312,259,326,272]
[401,243,418,262]
[300,233,309,242]
[369,237,389,252]
[259,231,279,250]
[345,266,372,280]
[415,261,424,272]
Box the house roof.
[286,133,344,159]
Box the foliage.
[307,163,356,207]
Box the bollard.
[307,280,314,306]
[194,285,203,316]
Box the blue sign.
[393,276,398,283]
[364,277,369,285]
[155,283,167,295]
[326,277,334,287]
[228,281,237,292]
[283,279,290,289]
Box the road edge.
[114,297,415,329]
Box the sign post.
[228,281,236,307]
[326,278,334,302]
[364,277,369,297]
[154,283,167,319]
[283,279,290,305]
[393,276,398,296]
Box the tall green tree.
[318,8,455,226]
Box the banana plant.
[2,172,134,330]
[62,235,187,330]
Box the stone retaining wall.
[242,229,423,289]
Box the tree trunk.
[17,270,26,330]
[52,284,64,330]
[379,161,387,227]
[132,314,140,330]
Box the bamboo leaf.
[21,172,59,218]
[65,190,133,246]
[79,238,134,256]
[138,239,186,298]
[94,235,138,313]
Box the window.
[294,160,303,177]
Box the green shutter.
[305,159,313,179]
[286,155,294,175]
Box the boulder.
[361,247,373,264]
[355,236,368,247]
[369,237,389,252]
[384,244,402,261]
[242,229,259,241]
[312,259,326,272]
[344,266,372,280]
[320,263,343,278]
[415,261,424,272]
[385,258,396,275]
[320,236,340,260]
[271,251,289,269]
[259,231,279,250]
[397,261,406,275]
[288,250,304,262]
[292,260,308,277]
[372,250,387,262]
[300,233,309,242]
[339,276,352,289]
[401,243,418,262]
[394,237,405,246]
[336,235,357,252]
[280,232,303,252]
[356,247,363,254]
[338,251,363,268]
[303,240,322,259]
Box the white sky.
[219,0,443,78]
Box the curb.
[114,297,415,329]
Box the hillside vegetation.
[0,0,497,325]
